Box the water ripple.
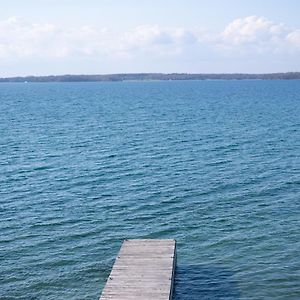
[0,81,299,299]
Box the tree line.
[1,72,300,82]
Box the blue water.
[0,80,299,300]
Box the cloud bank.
[0,15,299,73]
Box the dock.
[99,239,176,300]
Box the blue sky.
[1,0,300,76]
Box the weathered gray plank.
[99,239,176,300]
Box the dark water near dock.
[0,80,299,299]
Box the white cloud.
[119,25,198,57]
[218,15,300,56]
[286,29,300,48]
[0,15,299,63]
[0,17,111,59]
[0,18,203,61]
[221,16,286,45]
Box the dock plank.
[99,239,176,300]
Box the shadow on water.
[174,264,240,300]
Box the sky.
[1,0,300,76]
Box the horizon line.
[1,71,300,79]
[1,72,300,82]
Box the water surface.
[0,80,299,299]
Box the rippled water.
[0,80,299,300]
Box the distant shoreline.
[0,72,300,82]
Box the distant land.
[0,72,300,82]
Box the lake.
[0,80,299,299]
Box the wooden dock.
[99,239,176,300]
